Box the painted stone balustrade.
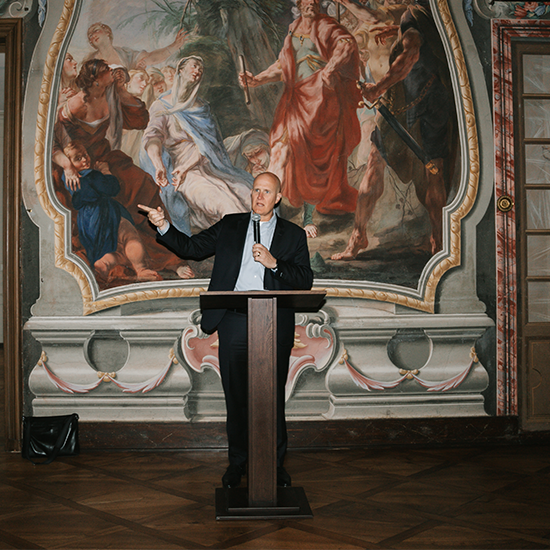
[25,303,492,422]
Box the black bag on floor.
[22,413,80,465]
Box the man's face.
[251,175,282,221]
[68,146,91,172]
[180,59,204,84]
[299,0,320,18]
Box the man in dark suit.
[139,172,313,488]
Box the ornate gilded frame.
[34,0,480,315]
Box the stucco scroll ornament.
[35,349,179,394]
[343,347,479,392]
[180,309,336,401]
[0,0,33,19]
[1,0,45,23]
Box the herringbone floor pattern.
[1,443,550,549]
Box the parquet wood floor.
[1,443,550,549]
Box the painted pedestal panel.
[25,303,492,422]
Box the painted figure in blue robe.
[141,56,253,235]
[63,140,161,281]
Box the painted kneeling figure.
[63,140,161,282]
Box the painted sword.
[358,85,439,175]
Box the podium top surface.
[200,290,326,312]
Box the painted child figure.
[62,140,161,282]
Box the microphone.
[252,212,261,244]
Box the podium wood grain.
[247,296,277,506]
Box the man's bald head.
[251,172,283,221]
[254,172,281,194]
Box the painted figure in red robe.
[240,0,362,238]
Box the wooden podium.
[200,290,326,520]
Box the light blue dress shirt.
[234,213,277,291]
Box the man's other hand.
[252,243,277,270]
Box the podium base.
[215,487,313,520]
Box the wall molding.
[0,18,22,452]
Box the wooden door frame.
[1,19,23,452]
[511,39,550,431]
[493,19,550,427]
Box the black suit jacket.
[157,213,314,334]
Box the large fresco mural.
[40,0,475,313]
[23,0,493,425]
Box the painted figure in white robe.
[142,56,253,234]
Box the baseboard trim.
[78,416,550,451]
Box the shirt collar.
[251,211,277,227]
